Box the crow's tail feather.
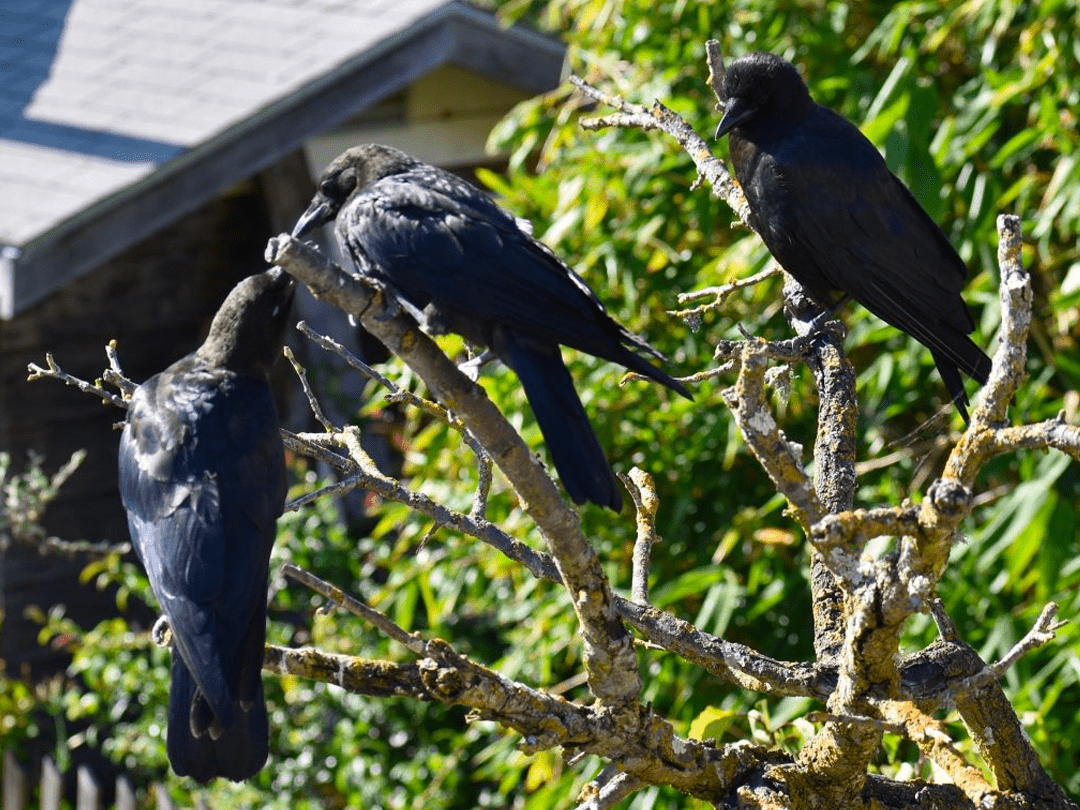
[953,335,993,385]
[609,340,692,400]
[167,653,268,783]
[504,336,622,511]
[931,349,973,424]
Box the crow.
[292,144,689,511]
[714,52,992,421]
[118,268,295,782]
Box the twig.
[284,344,334,432]
[705,40,727,104]
[284,472,368,512]
[959,603,1066,692]
[671,266,782,323]
[296,319,394,389]
[876,699,996,800]
[104,340,137,397]
[720,341,822,531]
[281,562,427,655]
[262,645,434,700]
[810,506,921,551]
[576,764,645,810]
[570,73,750,224]
[280,430,564,583]
[470,440,494,520]
[297,319,498,507]
[40,537,130,556]
[27,353,128,409]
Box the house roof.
[0,0,565,318]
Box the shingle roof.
[0,0,564,317]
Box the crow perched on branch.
[293,144,689,511]
[714,52,992,421]
[118,268,294,782]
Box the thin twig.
[284,344,334,432]
[576,765,646,810]
[27,353,128,409]
[570,72,749,224]
[959,603,1066,692]
[298,319,497,503]
[671,266,782,322]
[281,562,427,655]
[104,340,137,397]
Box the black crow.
[118,268,295,782]
[714,52,992,421]
[292,144,690,511]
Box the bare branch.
[281,563,426,655]
[620,467,659,605]
[264,241,640,703]
[576,765,645,810]
[811,506,921,551]
[877,700,996,801]
[721,341,822,531]
[104,340,137,396]
[670,265,782,323]
[281,430,562,582]
[296,321,495,521]
[284,344,334,432]
[27,352,128,409]
[570,74,750,224]
[959,602,1066,692]
[263,645,433,700]
[944,215,1034,486]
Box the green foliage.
[0,449,85,548]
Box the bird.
[714,51,992,421]
[118,267,295,782]
[292,144,690,511]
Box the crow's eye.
[319,176,339,197]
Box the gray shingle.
[2,0,457,249]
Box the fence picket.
[2,751,27,810]
[40,756,61,810]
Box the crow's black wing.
[336,170,688,395]
[744,108,991,389]
[120,361,233,726]
[119,358,283,778]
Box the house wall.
[0,181,274,673]
[305,64,531,174]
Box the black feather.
[715,52,991,419]
[118,268,294,782]
[294,144,690,510]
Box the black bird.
[118,268,295,782]
[292,144,690,510]
[714,52,992,421]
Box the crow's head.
[714,52,811,140]
[198,267,296,377]
[292,144,420,239]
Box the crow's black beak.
[292,197,335,239]
[714,98,755,139]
